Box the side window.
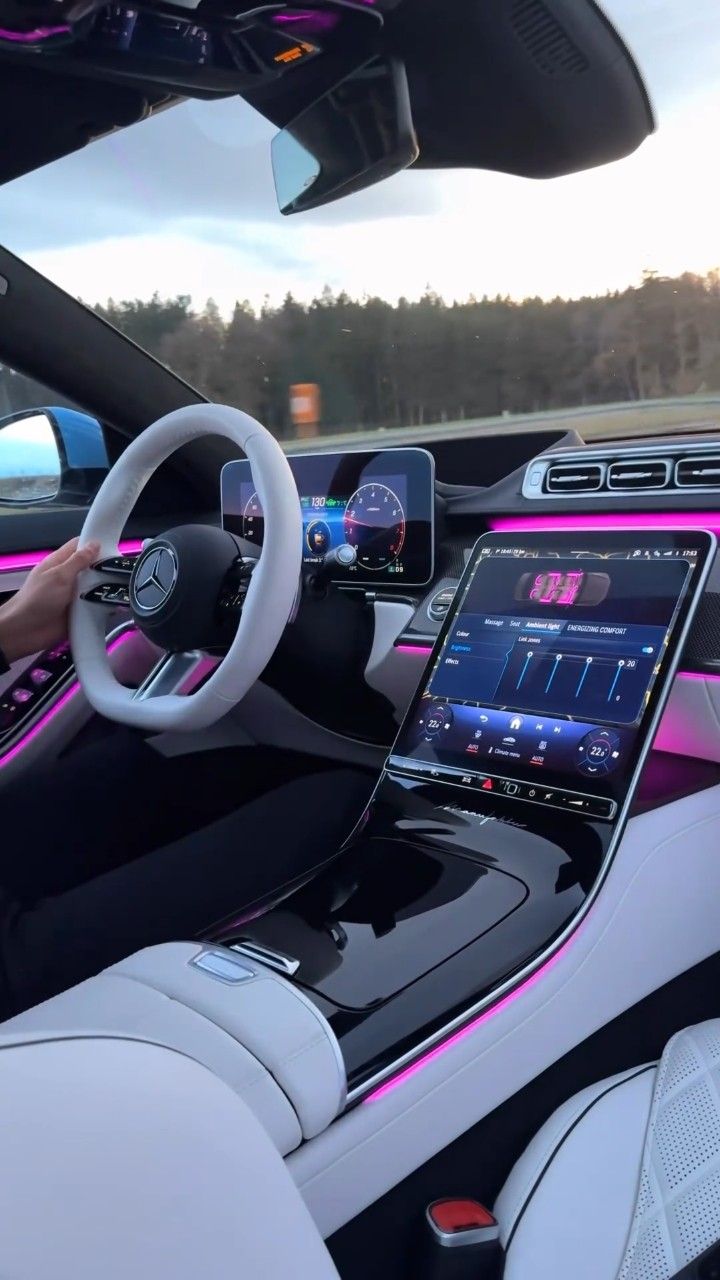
[0,363,109,510]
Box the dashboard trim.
[489,512,720,534]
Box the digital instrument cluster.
[390,530,714,820]
[221,448,434,585]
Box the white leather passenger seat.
[0,1033,339,1280]
[495,1020,720,1279]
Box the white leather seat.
[0,1032,340,1279]
[495,1020,720,1280]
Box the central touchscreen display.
[221,447,434,586]
[390,530,714,820]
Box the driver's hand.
[0,538,100,664]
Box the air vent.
[545,462,604,494]
[675,456,720,488]
[523,441,720,500]
[607,459,670,491]
[510,0,589,77]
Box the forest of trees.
[93,269,720,439]
[4,268,720,439]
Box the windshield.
[0,0,718,450]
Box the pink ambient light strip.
[487,512,720,535]
[0,24,70,41]
[0,539,144,575]
[364,933,577,1103]
[179,656,220,695]
[0,631,134,771]
[677,671,720,683]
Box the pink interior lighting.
[0,539,144,575]
[273,9,338,25]
[488,512,720,535]
[179,655,220,696]
[676,670,720,683]
[0,24,70,42]
[0,631,134,772]
[364,933,577,1103]
[395,643,433,656]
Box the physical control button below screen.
[428,587,456,623]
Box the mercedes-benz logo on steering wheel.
[131,544,178,614]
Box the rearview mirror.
[272,57,419,215]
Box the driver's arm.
[0,538,99,671]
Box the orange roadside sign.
[290,383,320,437]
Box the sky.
[0,0,718,315]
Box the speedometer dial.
[343,483,405,572]
[242,491,264,546]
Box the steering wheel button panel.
[94,553,140,575]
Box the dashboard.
[214,429,720,774]
[389,529,715,820]
[221,447,434,586]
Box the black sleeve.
[0,648,10,676]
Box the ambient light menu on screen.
[390,531,713,820]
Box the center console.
[210,528,716,1101]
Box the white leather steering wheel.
[70,404,302,732]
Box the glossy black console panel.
[234,835,527,1011]
[213,770,608,1092]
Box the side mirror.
[0,412,60,503]
[272,57,419,215]
[0,406,108,506]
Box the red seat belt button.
[428,1199,497,1237]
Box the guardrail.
[281,395,720,454]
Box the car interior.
[1,0,720,1277]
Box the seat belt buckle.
[416,1198,504,1279]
